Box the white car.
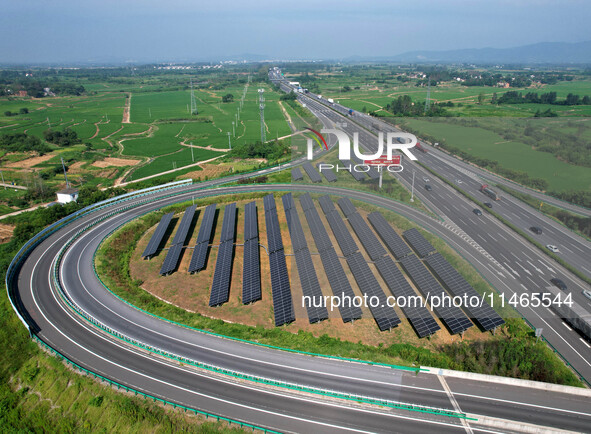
[546,244,560,253]
[455,179,463,184]
[583,289,591,301]
[423,176,430,182]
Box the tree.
[4,111,12,117]
[478,92,484,105]
[222,93,234,103]
[491,93,498,104]
[19,107,29,114]
[565,93,580,105]
[583,96,591,105]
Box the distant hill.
[353,41,591,65]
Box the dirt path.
[122,93,131,123]
[180,140,228,153]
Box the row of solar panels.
[141,193,503,334]
[293,162,337,183]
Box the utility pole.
[424,76,431,113]
[190,141,194,162]
[410,170,415,202]
[190,78,197,115]
[60,156,70,188]
[227,132,231,150]
[0,170,6,189]
[258,88,266,143]
[232,121,235,137]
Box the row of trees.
[43,128,80,147]
[3,107,28,117]
[496,91,590,105]
[227,139,290,162]
[384,95,451,117]
[0,133,50,154]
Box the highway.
[270,70,591,385]
[13,181,591,432]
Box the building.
[56,187,79,204]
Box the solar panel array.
[209,203,237,306]
[188,204,217,273]
[242,202,260,304]
[319,194,399,330]
[347,252,401,331]
[351,154,380,180]
[291,167,304,182]
[298,194,362,320]
[264,194,295,326]
[317,163,337,182]
[400,254,472,335]
[160,205,197,275]
[374,256,440,338]
[367,212,412,259]
[403,228,436,258]
[302,162,323,183]
[346,213,388,261]
[425,253,505,331]
[283,194,328,323]
[142,212,174,259]
[336,197,357,218]
[340,160,366,181]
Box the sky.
[1,0,590,64]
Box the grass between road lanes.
[94,191,582,387]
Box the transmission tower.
[424,76,431,113]
[258,88,266,143]
[190,79,198,115]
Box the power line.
[258,88,265,144]
[190,78,198,115]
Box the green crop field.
[402,118,591,192]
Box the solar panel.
[346,252,401,331]
[292,167,304,181]
[302,162,323,183]
[243,201,258,241]
[208,204,237,306]
[346,213,387,261]
[142,212,174,258]
[403,228,436,258]
[188,203,217,273]
[301,207,332,252]
[350,154,380,179]
[425,253,505,331]
[282,195,328,323]
[323,211,359,257]
[374,256,440,338]
[219,203,237,243]
[337,197,357,218]
[318,195,337,215]
[242,238,261,304]
[209,240,234,306]
[367,212,412,259]
[318,163,337,182]
[399,255,472,335]
[264,194,295,326]
[340,160,367,181]
[299,193,316,211]
[160,205,197,275]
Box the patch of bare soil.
[93,157,141,168]
[5,153,53,168]
[0,223,14,243]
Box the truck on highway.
[480,184,500,201]
[415,142,428,153]
[535,286,591,341]
[327,98,334,104]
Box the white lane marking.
[520,284,528,292]
[438,375,473,434]
[526,260,544,275]
[521,252,534,262]
[537,259,556,274]
[503,262,520,277]
[562,245,573,254]
[39,241,467,433]
[488,234,497,242]
[499,253,509,263]
[580,339,591,349]
[497,233,508,242]
[546,308,555,316]
[563,322,573,331]
[515,262,532,276]
[526,276,537,287]
[582,266,591,275]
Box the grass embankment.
[95,192,582,387]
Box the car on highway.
[484,202,493,208]
[423,176,430,182]
[425,184,432,191]
[455,179,463,184]
[550,278,568,291]
[583,289,591,301]
[473,208,483,216]
[546,244,560,253]
[530,226,543,235]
